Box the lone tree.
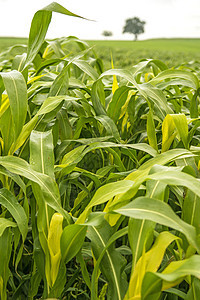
[122,17,146,41]
[102,30,113,37]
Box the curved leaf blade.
[60,224,87,264]
[0,189,28,241]
[25,2,88,68]
[0,218,17,237]
[150,69,199,90]
[88,221,128,300]
[0,156,71,223]
[0,71,27,140]
[115,197,199,252]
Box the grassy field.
[0,37,27,52]
[1,37,200,69]
[87,38,200,69]
[88,38,200,52]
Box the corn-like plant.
[1,2,200,299]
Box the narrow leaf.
[115,197,199,252]
[0,71,27,140]
[25,2,88,68]
[0,219,17,237]
[107,86,130,123]
[0,156,71,223]
[0,189,28,241]
[88,221,128,300]
[76,180,133,224]
[147,108,158,151]
[60,224,87,264]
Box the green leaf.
[138,82,173,120]
[76,251,91,290]
[0,71,27,140]
[129,150,193,183]
[56,142,132,174]
[48,64,69,97]
[149,170,200,200]
[147,108,158,151]
[57,108,73,141]
[90,226,128,299]
[170,114,189,149]
[72,59,99,81]
[12,53,27,72]
[60,224,87,264]
[91,80,106,115]
[190,88,200,118]
[166,288,186,299]
[30,129,56,282]
[76,180,134,224]
[0,107,14,155]
[128,219,154,270]
[0,156,71,223]
[0,189,28,241]
[61,145,86,165]
[150,69,199,90]
[185,277,200,300]
[141,272,162,300]
[10,115,38,154]
[30,130,55,179]
[91,226,128,286]
[0,218,17,237]
[146,176,168,202]
[0,165,26,194]
[88,220,128,300]
[114,197,199,252]
[110,149,194,207]
[25,2,87,68]
[129,59,167,78]
[107,86,131,123]
[99,68,173,119]
[0,229,12,299]
[126,231,180,299]
[161,114,176,152]
[148,255,200,291]
[95,115,121,142]
[182,190,200,234]
[58,140,157,160]
[36,96,65,116]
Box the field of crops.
[1,37,200,70]
[1,2,200,300]
[88,39,200,69]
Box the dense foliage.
[1,2,200,299]
[2,38,200,70]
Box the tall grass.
[1,2,200,299]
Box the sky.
[0,0,200,40]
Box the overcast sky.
[0,0,200,40]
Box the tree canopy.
[102,30,113,37]
[122,17,146,41]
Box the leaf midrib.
[92,226,122,300]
